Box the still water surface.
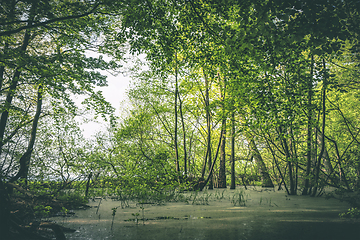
[50,187,360,240]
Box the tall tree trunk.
[0,2,35,156]
[178,94,187,175]
[289,127,299,195]
[174,52,180,173]
[0,42,8,91]
[277,125,296,194]
[230,110,236,189]
[218,73,227,188]
[265,138,290,194]
[0,2,24,234]
[218,119,226,188]
[199,130,224,191]
[0,1,15,91]
[201,143,208,178]
[279,127,296,194]
[326,137,351,190]
[311,59,327,197]
[10,85,43,182]
[203,70,213,189]
[302,55,314,195]
[85,172,93,197]
[319,136,333,173]
[247,136,274,187]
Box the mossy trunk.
[248,138,274,188]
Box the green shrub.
[339,207,360,219]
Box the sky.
[76,50,147,138]
[77,70,131,139]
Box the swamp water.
[50,187,360,240]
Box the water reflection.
[50,188,358,240]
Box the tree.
[115,0,360,194]
[0,0,124,237]
[0,0,123,180]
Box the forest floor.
[50,187,360,240]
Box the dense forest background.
[1,0,360,238]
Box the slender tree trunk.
[311,59,327,197]
[319,136,333,173]
[326,137,351,190]
[10,85,43,182]
[0,42,8,91]
[201,144,208,178]
[207,114,213,189]
[0,2,35,156]
[0,3,17,235]
[286,151,295,194]
[0,1,15,91]
[218,120,226,188]
[230,110,236,189]
[188,129,194,175]
[200,130,224,191]
[218,73,227,188]
[203,70,213,189]
[247,136,274,187]
[278,126,296,194]
[178,94,187,175]
[290,127,299,195]
[174,52,180,173]
[302,55,314,195]
[85,172,93,197]
[265,137,290,194]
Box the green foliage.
[56,191,88,207]
[61,207,68,215]
[339,208,360,219]
[33,205,52,219]
[3,3,360,224]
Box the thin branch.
[0,3,101,37]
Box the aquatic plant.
[131,212,140,224]
[339,207,360,219]
[214,189,226,200]
[111,207,118,231]
[191,191,198,205]
[140,205,145,225]
[190,190,211,205]
[231,190,246,206]
[172,192,192,203]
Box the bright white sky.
[78,72,131,138]
[77,50,146,138]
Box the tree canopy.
[1,0,360,238]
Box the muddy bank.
[51,187,360,240]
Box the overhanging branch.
[0,3,101,37]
